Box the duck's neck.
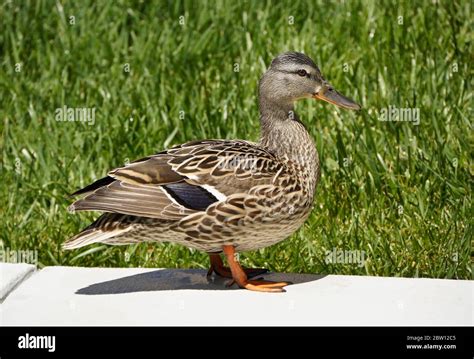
[258,97,320,193]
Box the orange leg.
[222,245,290,293]
[207,253,268,279]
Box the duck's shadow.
[76,269,326,295]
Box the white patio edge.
[0,263,472,326]
[0,263,36,302]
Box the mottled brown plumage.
[64,52,360,292]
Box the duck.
[64,52,360,292]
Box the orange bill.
[313,85,361,110]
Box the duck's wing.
[69,140,285,220]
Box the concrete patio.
[0,263,472,326]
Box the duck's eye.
[297,69,308,77]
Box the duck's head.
[259,51,360,111]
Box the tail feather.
[63,227,132,250]
[63,213,133,250]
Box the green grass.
[0,0,472,279]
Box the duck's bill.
[313,86,361,110]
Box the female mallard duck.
[64,52,360,292]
